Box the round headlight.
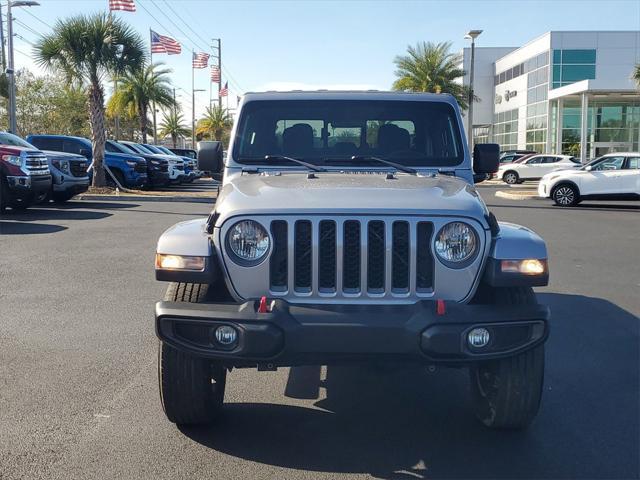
[435,222,478,266]
[226,220,270,265]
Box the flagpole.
[191,49,195,148]
[217,38,222,109]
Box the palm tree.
[34,13,145,187]
[196,105,231,141]
[633,64,640,89]
[392,41,473,110]
[159,110,190,147]
[107,63,175,143]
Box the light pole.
[464,29,482,153]
[7,0,39,134]
[192,88,205,148]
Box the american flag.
[109,0,136,11]
[192,52,210,69]
[150,30,181,55]
[219,81,228,97]
[210,66,221,83]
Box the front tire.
[158,283,226,425]
[503,171,519,185]
[469,286,545,429]
[552,183,580,206]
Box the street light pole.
[6,0,39,134]
[465,29,482,154]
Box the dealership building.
[462,31,640,161]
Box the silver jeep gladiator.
[154,91,550,429]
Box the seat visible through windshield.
[233,99,465,167]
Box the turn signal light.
[501,259,546,275]
[155,254,206,271]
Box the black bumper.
[155,299,550,366]
[149,171,170,186]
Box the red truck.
[0,132,52,212]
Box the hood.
[106,152,145,162]
[42,150,86,161]
[214,172,488,224]
[542,168,587,180]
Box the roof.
[242,90,458,104]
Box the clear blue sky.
[10,0,640,118]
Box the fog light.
[155,254,205,271]
[214,325,237,346]
[468,328,490,348]
[501,259,546,275]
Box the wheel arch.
[550,179,580,197]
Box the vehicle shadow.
[0,221,67,235]
[180,293,639,479]
[2,208,113,222]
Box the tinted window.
[0,132,36,149]
[62,140,85,155]
[143,144,162,154]
[527,157,543,164]
[119,143,140,154]
[234,100,465,167]
[627,157,640,170]
[107,141,132,154]
[30,137,62,151]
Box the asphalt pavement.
[0,190,638,480]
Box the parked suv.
[27,135,148,189]
[105,140,169,188]
[154,92,551,430]
[0,132,51,211]
[120,141,184,184]
[497,154,580,184]
[539,152,640,206]
[144,144,201,182]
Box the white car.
[497,154,580,184]
[539,152,640,206]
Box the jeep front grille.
[268,218,434,296]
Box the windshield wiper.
[349,155,417,175]
[263,154,326,172]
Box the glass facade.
[524,53,549,152]
[493,108,518,151]
[550,98,640,158]
[552,49,596,89]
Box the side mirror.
[197,141,223,175]
[79,148,91,159]
[585,165,592,171]
[473,143,500,174]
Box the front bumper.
[52,174,89,194]
[6,174,52,196]
[156,299,550,366]
[149,170,170,186]
[538,182,550,198]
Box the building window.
[493,108,518,151]
[551,49,596,89]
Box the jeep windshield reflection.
[233,100,465,168]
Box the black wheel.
[158,283,226,425]
[552,183,580,207]
[503,171,519,185]
[469,286,545,429]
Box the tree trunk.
[172,134,177,148]
[88,81,107,188]
[139,101,148,144]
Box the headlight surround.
[226,220,270,266]
[2,155,22,166]
[434,222,479,268]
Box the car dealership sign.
[495,90,517,104]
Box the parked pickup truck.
[42,150,89,202]
[27,135,148,189]
[154,91,551,430]
[105,140,170,187]
[0,131,51,211]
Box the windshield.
[143,144,165,154]
[0,132,36,149]
[106,140,132,154]
[129,143,153,154]
[233,100,464,167]
[156,146,174,155]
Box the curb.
[76,194,215,204]
[495,190,543,201]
